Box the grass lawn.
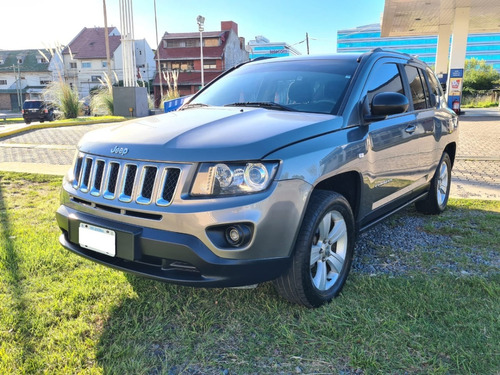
[0,172,498,374]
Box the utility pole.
[306,32,310,55]
[13,64,22,111]
[103,0,112,79]
[154,0,164,103]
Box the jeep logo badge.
[111,146,129,156]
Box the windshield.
[23,101,43,109]
[190,58,357,115]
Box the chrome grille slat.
[71,153,181,208]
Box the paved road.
[0,109,499,200]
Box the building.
[337,24,500,73]
[61,27,156,98]
[247,36,301,59]
[154,21,249,102]
[0,49,54,111]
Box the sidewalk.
[0,108,499,200]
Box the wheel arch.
[313,171,362,222]
[444,142,457,168]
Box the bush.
[43,81,80,119]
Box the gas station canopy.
[380,0,500,111]
[381,0,500,37]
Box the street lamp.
[197,15,205,88]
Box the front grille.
[72,153,181,207]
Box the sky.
[1,0,386,55]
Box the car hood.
[78,107,343,162]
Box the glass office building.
[247,36,301,59]
[337,24,500,72]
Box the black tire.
[48,113,55,122]
[274,190,355,308]
[416,152,451,215]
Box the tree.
[463,58,500,91]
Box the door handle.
[405,124,416,134]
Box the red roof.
[63,27,121,59]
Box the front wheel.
[274,191,355,308]
[416,152,451,215]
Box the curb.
[0,117,128,139]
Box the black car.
[22,100,55,124]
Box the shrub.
[43,81,81,119]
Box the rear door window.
[405,66,429,110]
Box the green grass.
[1,173,499,374]
[1,116,127,125]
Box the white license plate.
[79,223,116,257]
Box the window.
[91,75,102,82]
[0,59,4,64]
[38,57,48,64]
[40,80,51,85]
[70,62,77,69]
[166,39,201,48]
[82,62,92,69]
[204,38,219,47]
[425,68,443,108]
[102,61,108,68]
[168,61,194,71]
[203,60,217,70]
[365,63,404,105]
[18,58,23,64]
[405,66,428,110]
[0,79,7,85]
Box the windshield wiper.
[224,102,296,112]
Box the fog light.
[224,225,251,247]
[225,226,243,246]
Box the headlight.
[191,162,278,196]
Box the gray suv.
[56,49,458,307]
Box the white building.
[0,49,53,111]
[62,27,156,98]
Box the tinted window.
[23,101,43,109]
[405,66,428,110]
[191,59,357,115]
[365,63,404,105]
[426,68,442,108]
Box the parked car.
[22,100,55,124]
[56,49,458,307]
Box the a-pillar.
[447,7,470,113]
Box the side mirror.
[371,92,409,116]
[364,92,409,122]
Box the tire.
[416,152,452,215]
[24,120,31,124]
[274,190,355,308]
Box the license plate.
[79,223,116,257]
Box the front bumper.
[57,206,291,287]
[56,179,312,287]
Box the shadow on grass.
[0,175,36,366]
[95,274,311,375]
